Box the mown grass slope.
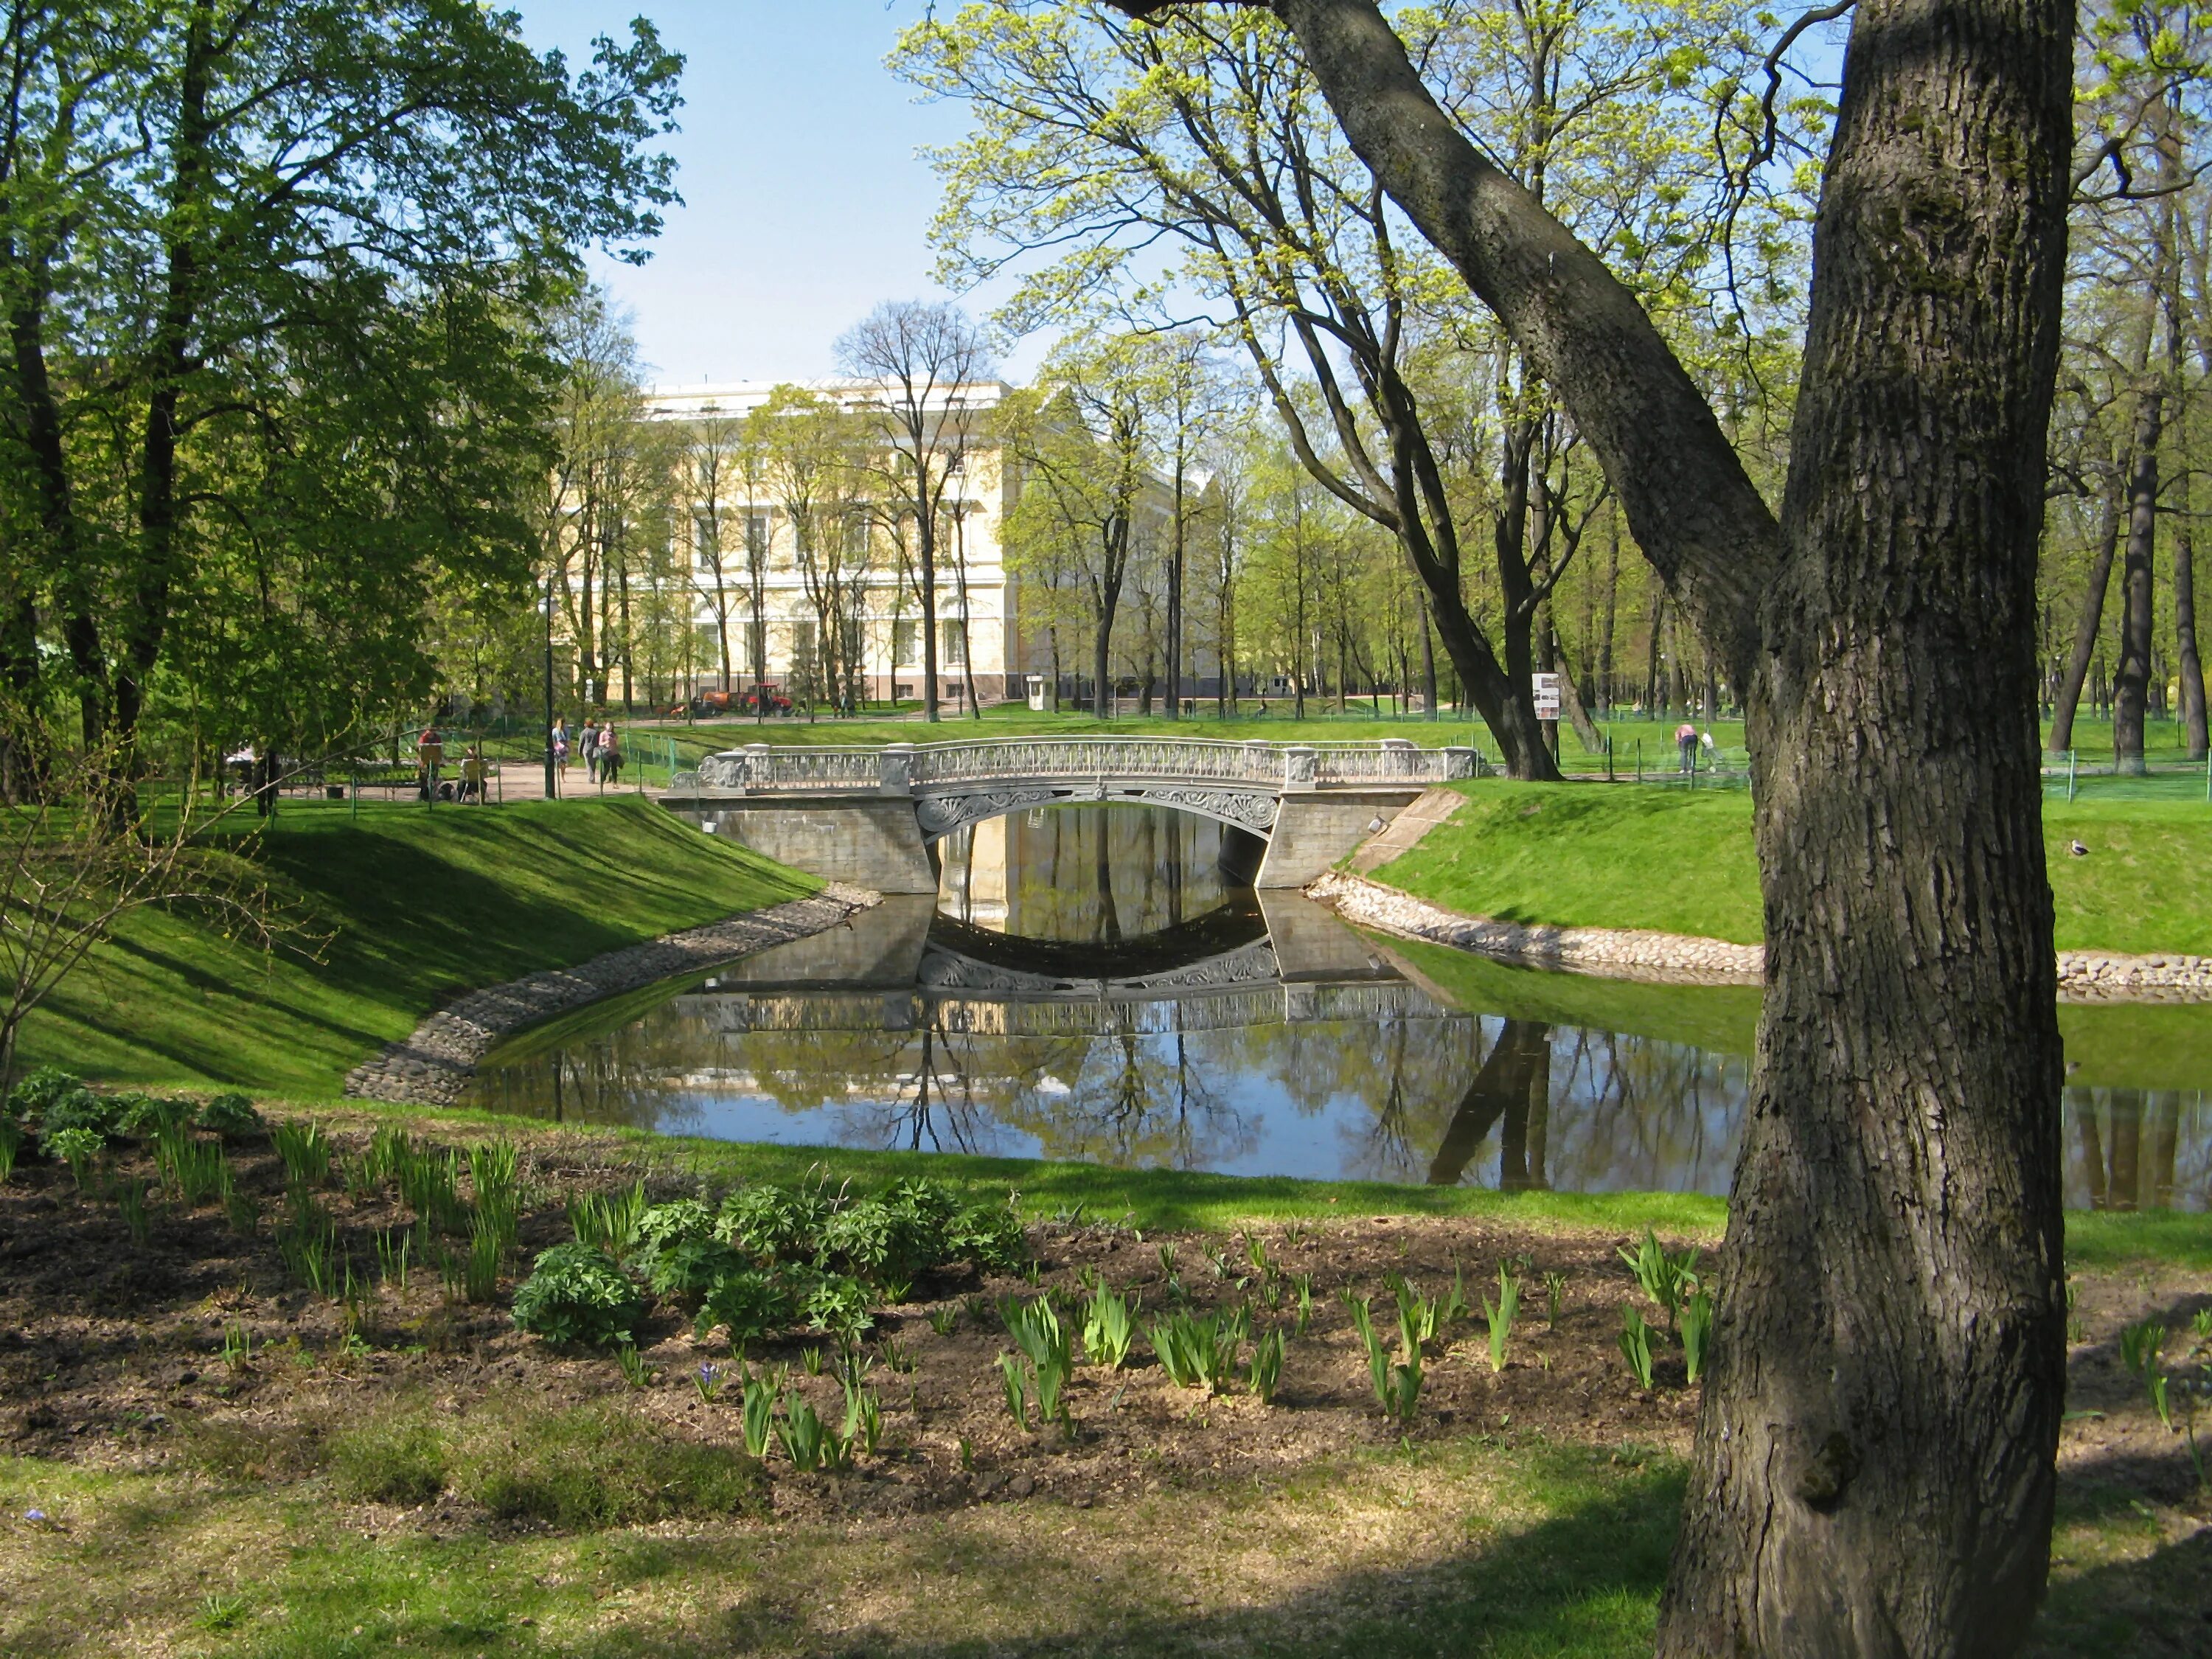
[18,796,815,1096]
[1373,781,2212,955]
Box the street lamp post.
[543,580,558,800]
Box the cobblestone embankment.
[343,883,880,1106]
[1307,870,1762,985]
[1309,870,2212,1002]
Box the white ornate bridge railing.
[677,737,1486,797]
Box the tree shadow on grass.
[585,1450,1686,1659]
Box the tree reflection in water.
[465,806,2212,1208]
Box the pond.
[462,804,2212,1211]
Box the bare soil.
[1,1119,2205,1536]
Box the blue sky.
[513,1,1032,386]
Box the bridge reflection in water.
[462,805,2211,1206]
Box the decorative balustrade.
[689,737,1482,797]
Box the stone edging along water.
[1307,870,2212,1004]
[342,883,882,1107]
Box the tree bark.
[2048,474,2121,752]
[2176,498,2206,759]
[1660,0,2071,1645]
[2112,383,2161,775]
[1147,0,2073,1649]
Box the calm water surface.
[463,804,2212,1210]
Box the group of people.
[414,726,490,802]
[549,719,625,787]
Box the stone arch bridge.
[664,736,1482,894]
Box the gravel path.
[1309,869,2212,1002]
[342,883,880,1106]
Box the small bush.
[818,1196,939,1290]
[646,1237,748,1305]
[197,1093,264,1141]
[5,1066,88,1123]
[715,1183,829,1262]
[785,1265,874,1337]
[694,1268,796,1343]
[633,1198,714,1254]
[32,1085,125,1148]
[948,1200,1029,1274]
[456,1403,764,1528]
[509,1243,643,1348]
[329,1412,449,1506]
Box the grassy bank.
[18,796,815,1096]
[1373,780,2212,956]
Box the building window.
[892,619,918,666]
[942,619,967,667]
[693,511,720,571]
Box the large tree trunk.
[1143,7,2070,1639]
[2111,384,2161,775]
[2176,502,2207,759]
[1660,0,2071,1646]
[2048,475,2122,752]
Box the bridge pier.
[1256,790,1427,888]
[671,799,938,894]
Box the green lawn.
[1371,780,2212,956]
[17,796,815,1097]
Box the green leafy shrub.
[110,1093,183,1138]
[7,1066,88,1123]
[785,1266,873,1337]
[509,1244,644,1348]
[456,1402,763,1528]
[32,1085,125,1148]
[196,1093,264,1141]
[329,1411,449,1505]
[948,1200,1028,1273]
[695,1269,796,1343]
[817,1197,931,1290]
[647,1237,748,1305]
[45,1125,102,1188]
[632,1198,713,1256]
[715,1183,831,1262]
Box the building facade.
[639,376,1028,709]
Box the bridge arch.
[912,781,1280,845]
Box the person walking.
[552,717,571,779]
[598,723,623,788]
[580,723,601,785]
[1674,720,1697,775]
[417,723,444,799]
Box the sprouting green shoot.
[1545,1270,1568,1326]
[739,1374,777,1457]
[1247,1329,1286,1404]
[998,1352,1030,1431]
[1083,1283,1137,1369]
[1484,1262,1520,1374]
[1619,1226,1700,1332]
[1619,1304,1656,1390]
[928,1304,958,1337]
[116,1178,152,1245]
[778,1392,827,1470]
[1681,1288,1714,1385]
[615,1342,655,1391]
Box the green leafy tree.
[0,0,681,785]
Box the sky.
[512,0,1038,389]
